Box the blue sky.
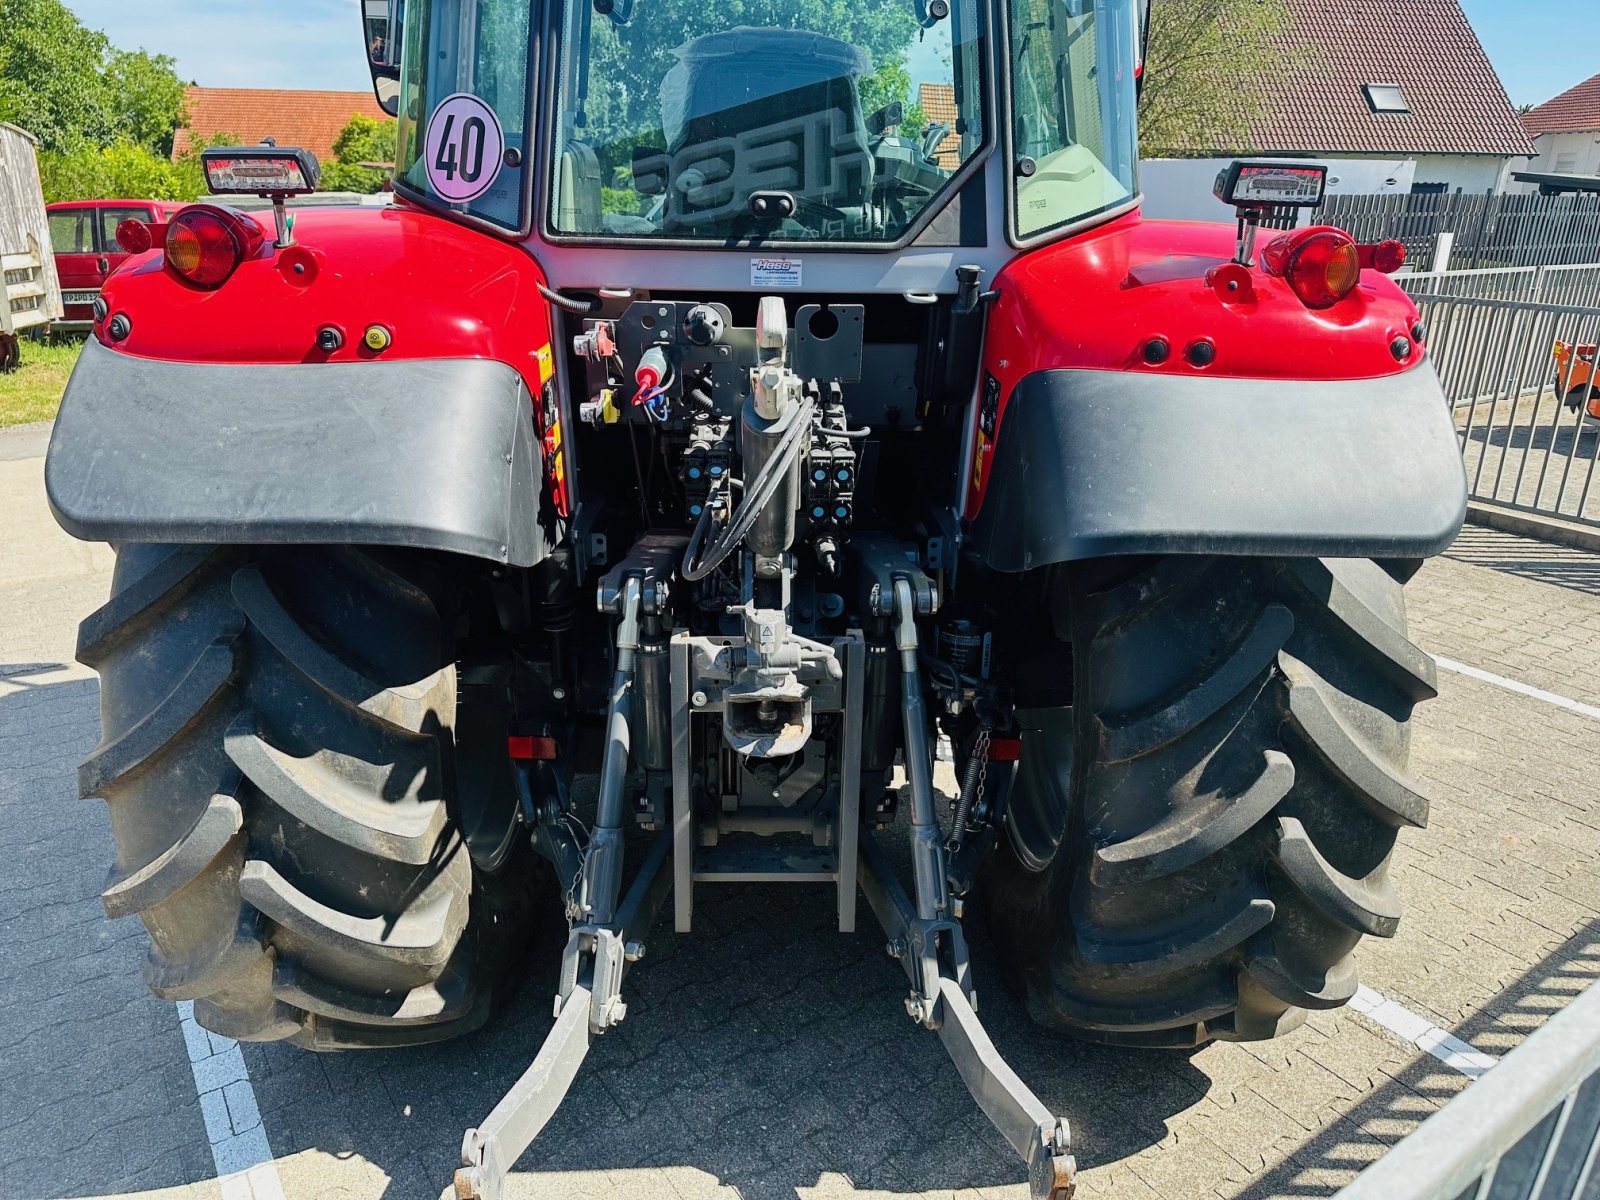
[63,0,1598,107]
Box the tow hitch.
[453,828,1074,1200]
[452,557,1074,1200]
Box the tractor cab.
[367,0,1140,282]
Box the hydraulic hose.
[681,396,815,581]
[538,281,602,315]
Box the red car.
[45,199,182,332]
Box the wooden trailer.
[1,122,64,367]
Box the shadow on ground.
[1445,526,1600,596]
[1464,415,1598,457]
[1,658,1204,1200]
[1235,920,1600,1199]
[12,649,1591,1200]
[243,833,1211,1199]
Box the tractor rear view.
[44,0,1467,1195]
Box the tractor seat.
[651,27,875,229]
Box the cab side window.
[1008,0,1138,240]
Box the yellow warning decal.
[535,344,555,385]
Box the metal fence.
[1414,292,1600,529]
[1333,976,1600,1200]
[1323,192,1600,271]
[1400,264,1600,311]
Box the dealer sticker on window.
[751,257,802,288]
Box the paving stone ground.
[1456,389,1600,524]
[3,415,1599,1200]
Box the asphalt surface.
[4,417,1600,1200]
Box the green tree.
[105,49,188,156]
[0,0,187,156]
[1137,0,1292,157]
[0,0,115,152]
[859,59,926,132]
[321,113,399,193]
[38,131,238,205]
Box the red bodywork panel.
[97,203,570,514]
[968,212,1426,518]
[98,204,554,376]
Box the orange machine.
[1556,340,1600,418]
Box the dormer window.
[1364,83,1410,114]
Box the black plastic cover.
[46,339,547,566]
[969,363,1467,571]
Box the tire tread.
[983,553,1433,1045]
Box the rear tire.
[80,544,543,1049]
[980,555,1434,1046]
[1569,383,1600,420]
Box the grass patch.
[0,338,84,428]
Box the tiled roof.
[917,83,961,169]
[1524,72,1600,136]
[1163,0,1535,158]
[172,88,389,167]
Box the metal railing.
[1414,294,1600,529]
[1400,264,1600,311]
[1323,192,1600,271]
[1333,977,1600,1200]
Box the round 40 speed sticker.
[424,93,505,204]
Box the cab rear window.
[395,0,531,232]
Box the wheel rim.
[1002,705,1075,872]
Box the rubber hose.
[538,281,602,314]
[682,397,815,581]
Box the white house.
[1508,72,1600,193]
[1142,0,1535,222]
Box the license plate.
[62,291,100,306]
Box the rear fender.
[966,364,1466,571]
[965,213,1466,570]
[46,203,561,566]
[47,339,548,566]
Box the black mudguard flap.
[46,338,547,567]
[968,363,1467,570]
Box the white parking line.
[176,1001,286,1200]
[1434,655,1600,722]
[1350,985,1499,1079]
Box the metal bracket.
[858,834,1076,1200]
[453,830,671,1200]
[671,630,864,934]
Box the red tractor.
[45,1,1466,1196]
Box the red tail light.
[115,218,166,255]
[1262,227,1362,310]
[164,206,263,289]
[1358,239,1407,274]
